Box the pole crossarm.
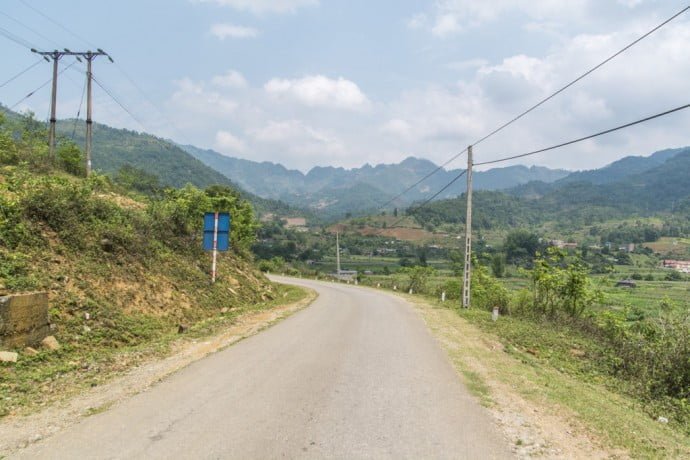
[30,48,113,175]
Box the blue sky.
[1,0,689,172]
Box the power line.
[470,5,690,151]
[4,59,79,112]
[71,74,87,140]
[91,73,148,131]
[0,24,36,49]
[410,169,467,209]
[111,63,193,144]
[474,102,690,167]
[378,149,467,210]
[0,58,44,88]
[377,4,690,205]
[370,169,468,237]
[18,0,96,48]
[0,10,60,48]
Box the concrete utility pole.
[462,145,473,308]
[31,48,112,175]
[31,50,64,159]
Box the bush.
[471,263,510,313]
[527,248,602,318]
[401,266,435,293]
[664,271,683,281]
[436,279,461,300]
[57,140,85,176]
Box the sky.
[1,0,689,173]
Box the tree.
[57,140,86,176]
[491,253,505,278]
[504,229,541,267]
[529,248,602,317]
[402,266,435,293]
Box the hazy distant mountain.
[510,147,690,201]
[182,145,570,216]
[555,147,688,186]
[409,148,690,230]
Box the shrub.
[527,248,602,318]
[664,271,683,281]
[471,263,510,313]
[401,266,435,293]
[436,279,461,300]
[57,140,85,176]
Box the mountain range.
[410,146,690,231]
[181,144,569,216]
[5,107,688,222]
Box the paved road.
[15,276,512,459]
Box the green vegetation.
[0,111,308,417]
[351,251,690,437]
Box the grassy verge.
[413,296,690,458]
[0,283,309,418]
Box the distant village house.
[282,217,308,232]
[662,259,690,273]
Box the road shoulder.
[0,286,317,457]
[408,297,630,459]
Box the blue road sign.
[203,212,231,251]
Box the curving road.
[14,276,512,459]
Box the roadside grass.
[413,297,690,458]
[0,283,309,419]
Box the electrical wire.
[474,103,690,167]
[91,73,148,131]
[470,5,690,151]
[0,24,36,49]
[112,63,193,144]
[0,58,44,88]
[71,73,87,140]
[376,4,690,207]
[4,59,79,112]
[18,0,96,48]
[378,149,467,210]
[0,10,60,48]
[371,169,468,236]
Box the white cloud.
[406,13,427,30]
[210,24,258,40]
[381,119,413,139]
[193,0,318,14]
[159,8,690,173]
[215,130,245,153]
[413,0,590,37]
[170,77,238,116]
[432,14,462,37]
[211,70,247,89]
[264,75,370,110]
[251,120,346,158]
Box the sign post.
[203,212,231,283]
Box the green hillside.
[0,110,308,416]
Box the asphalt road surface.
[15,276,512,459]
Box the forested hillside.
[408,149,690,231]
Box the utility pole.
[336,232,341,275]
[31,49,65,160]
[462,145,473,308]
[31,48,112,175]
[82,49,112,176]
